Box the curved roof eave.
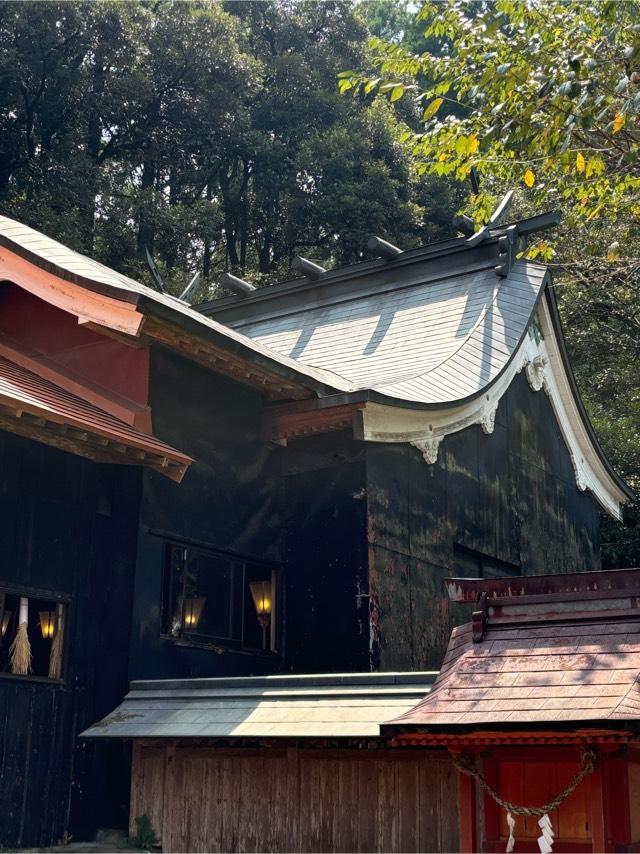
[542,283,635,504]
[356,269,550,413]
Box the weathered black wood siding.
[281,433,369,673]
[0,431,140,848]
[131,349,371,678]
[130,348,286,680]
[367,372,602,671]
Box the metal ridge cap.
[220,258,505,331]
[194,238,484,317]
[195,212,557,318]
[128,671,439,692]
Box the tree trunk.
[137,156,156,256]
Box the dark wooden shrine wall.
[281,433,369,673]
[130,348,286,681]
[367,372,602,671]
[129,741,459,853]
[131,349,371,679]
[133,352,604,680]
[0,430,141,849]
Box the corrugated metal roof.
[81,672,437,739]
[227,261,547,406]
[0,353,191,478]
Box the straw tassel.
[48,603,64,680]
[10,597,32,675]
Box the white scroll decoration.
[479,403,498,435]
[524,354,548,392]
[570,452,588,492]
[410,434,443,464]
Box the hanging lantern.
[39,611,57,639]
[249,580,272,649]
[183,597,205,629]
[1,610,12,637]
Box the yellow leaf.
[606,241,620,261]
[613,112,625,133]
[422,97,444,121]
[586,202,604,221]
[576,152,585,173]
[467,134,479,155]
[523,169,535,188]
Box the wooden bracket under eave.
[0,406,190,482]
[262,401,366,442]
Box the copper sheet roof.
[383,569,640,732]
[0,353,191,480]
[81,672,437,740]
[216,260,547,407]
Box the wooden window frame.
[160,538,280,656]
[0,583,70,685]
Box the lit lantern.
[182,597,205,630]
[1,610,11,636]
[39,611,57,639]
[249,580,272,649]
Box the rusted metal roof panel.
[227,261,547,406]
[0,354,191,479]
[384,570,640,732]
[81,672,437,739]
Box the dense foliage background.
[0,0,460,292]
[346,0,640,566]
[0,0,637,562]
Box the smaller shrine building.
[384,568,640,853]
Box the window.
[0,590,66,680]
[453,544,521,579]
[162,542,279,653]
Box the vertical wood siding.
[0,430,140,848]
[130,742,459,853]
[366,372,602,671]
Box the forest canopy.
[0,0,460,294]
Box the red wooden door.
[481,751,606,853]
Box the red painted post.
[459,770,477,853]
[603,753,630,851]
[590,756,609,853]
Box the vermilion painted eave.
[0,234,350,400]
[0,247,144,337]
[0,354,193,480]
[386,727,638,747]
